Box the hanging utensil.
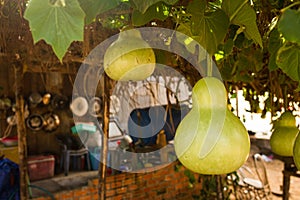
[29,92,42,106]
[70,97,89,117]
[42,93,51,105]
[51,94,68,109]
[89,97,102,117]
[26,114,44,131]
[42,112,60,132]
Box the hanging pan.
[70,97,88,117]
[89,97,102,117]
[51,94,68,110]
[42,112,60,132]
[26,114,44,131]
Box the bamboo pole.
[98,73,110,200]
[14,57,29,200]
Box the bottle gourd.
[104,29,155,81]
[270,111,299,156]
[174,77,250,174]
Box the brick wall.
[33,162,201,200]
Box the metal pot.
[70,97,88,117]
[51,94,68,109]
[89,97,102,117]
[29,92,42,106]
[26,114,44,131]
[42,112,60,132]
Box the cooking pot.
[29,92,42,105]
[42,112,60,132]
[42,93,51,105]
[89,97,102,117]
[51,94,68,109]
[26,114,44,131]
[70,97,88,117]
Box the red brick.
[111,182,122,188]
[74,188,88,196]
[105,189,115,197]
[61,191,74,199]
[78,195,92,200]
[128,184,138,191]
[112,195,123,200]
[91,193,99,199]
[116,187,127,194]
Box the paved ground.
[250,137,300,200]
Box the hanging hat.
[89,97,102,117]
[70,97,89,117]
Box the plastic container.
[89,148,112,170]
[71,123,96,134]
[27,155,55,181]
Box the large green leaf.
[278,9,300,45]
[236,47,263,72]
[78,0,121,24]
[24,0,85,61]
[222,0,262,47]
[132,2,170,26]
[130,0,178,13]
[276,43,300,81]
[185,0,229,55]
[268,29,283,71]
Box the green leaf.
[278,9,300,45]
[222,0,262,47]
[132,2,170,26]
[176,23,201,54]
[219,56,235,81]
[237,47,263,72]
[276,43,300,81]
[184,0,229,55]
[24,0,85,61]
[78,0,121,24]
[131,0,178,13]
[268,29,283,71]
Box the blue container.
[89,147,100,170]
[89,148,111,170]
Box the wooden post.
[14,57,29,200]
[98,73,110,200]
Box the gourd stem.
[284,85,288,111]
[281,2,300,13]
[207,55,213,77]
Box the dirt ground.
[249,137,300,200]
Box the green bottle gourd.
[104,29,156,81]
[270,111,299,156]
[293,130,300,170]
[174,77,250,174]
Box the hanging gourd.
[103,29,156,81]
[270,111,299,156]
[174,77,250,175]
[293,127,300,170]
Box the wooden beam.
[98,73,110,200]
[14,57,29,200]
[23,62,80,74]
